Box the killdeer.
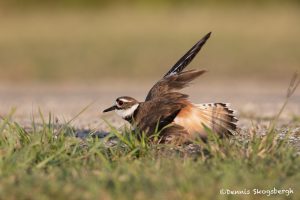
[103,32,238,144]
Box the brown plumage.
[103,32,238,144]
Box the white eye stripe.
[116,98,131,107]
[119,98,131,102]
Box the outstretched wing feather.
[145,69,206,101]
[146,32,211,101]
[163,32,211,77]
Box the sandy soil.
[0,81,299,148]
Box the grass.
[0,112,299,200]
[0,114,300,200]
[0,74,299,200]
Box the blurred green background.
[0,0,299,83]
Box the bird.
[103,32,238,144]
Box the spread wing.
[146,32,211,101]
[164,32,211,77]
[139,32,211,138]
[145,69,206,101]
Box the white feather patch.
[115,104,139,118]
[118,98,131,102]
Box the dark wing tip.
[193,32,211,50]
[164,32,212,78]
[204,32,212,40]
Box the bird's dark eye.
[117,100,123,106]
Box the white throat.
[115,104,139,118]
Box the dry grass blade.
[287,71,300,98]
[268,71,300,133]
[54,101,95,136]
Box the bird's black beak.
[103,105,117,113]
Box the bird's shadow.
[75,129,110,139]
[25,122,111,139]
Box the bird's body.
[103,32,237,144]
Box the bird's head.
[103,96,139,119]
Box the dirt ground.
[0,81,299,149]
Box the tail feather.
[197,103,238,129]
[197,107,238,124]
[195,103,238,136]
[174,102,238,138]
